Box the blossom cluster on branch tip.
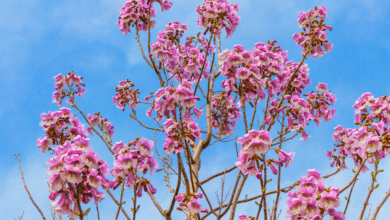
[118,0,173,35]
[272,82,336,141]
[150,22,216,82]
[113,79,140,111]
[38,108,110,217]
[329,93,390,171]
[110,138,158,197]
[162,118,201,155]
[286,170,344,220]
[85,113,115,141]
[175,193,209,214]
[196,0,240,38]
[52,71,86,106]
[147,80,202,122]
[211,92,241,137]
[219,42,288,101]
[293,6,333,58]
[38,108,85,153]
[235,129,296,178]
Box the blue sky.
[1,0,390,219]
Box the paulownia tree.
[16,0,390,220]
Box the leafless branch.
[200,166,237,185]
[105,189,131,220]
[359,161,379,220]
[15,154,47,220]
[73,105,114,154]
[114,182,125,220]
[371,188,390,219]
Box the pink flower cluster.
[219,42,290,101]
[38,108,85,153]
[85,113,115,141]
[47,139,111,216]
[293,6,333,58]
[266,82,336,141]
[117,0,173,35]
[147,80,202,121]
[235,130,273,179]
[210,92,241,137]
[235,130,296,178]
[150,22,215,82]
[329,93,390,170]
[286,170,344,220]
[38,108,110,216]
[175,193,209,214]
[52,71,86,106]
[113,79,140,111]
[162,118,201,154]
[195,0,240,38]
[110,138,158,197]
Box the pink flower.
[175,194,184,202]
[317,190,340,210]
[316,82,328,93]
[196,0,240,38]
[187,198,202,214]
[194,193,203,199]
[364,136,382,153]
[277,150,295,167]
[87,169,103,187]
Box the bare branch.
[15,211,24,220]
[96,204,100,220]
[15,154,47,220]
[229,174,248,220]
[200,166,237,185]
[166,154,183,218]
[73,105,114,154]
[359,161,379,220]
[134,173,165,216]
[105,189,131,220]
[371,188,390,219]
[135,26,153,68]
[114,182,125,220]
[130,110,163,132]
[343,177,357,215]
[340,159,366,194]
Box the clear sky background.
[1,0,390,219]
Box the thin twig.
[96,204,100,220]
[359,161,379,220]
[115,182,125,220]
[132,186,137,220]
[73,105,114,154]
[105,189,131,220]
[130,111,163,132]
[340,159,366,194]
[15,154,47,220]
[135,26,153,68]
[343,177,357,215]
[200,166,237,185]
[229,174,248,220]
[273,114,286,220]
[166,154,182,219]
[133,173,165,215]
[371,188,390,219]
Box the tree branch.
[200,166,237,185]
[15,154,47,220]
[371,188,390,219]
[105,189,131,220]
[73,105,114,154]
